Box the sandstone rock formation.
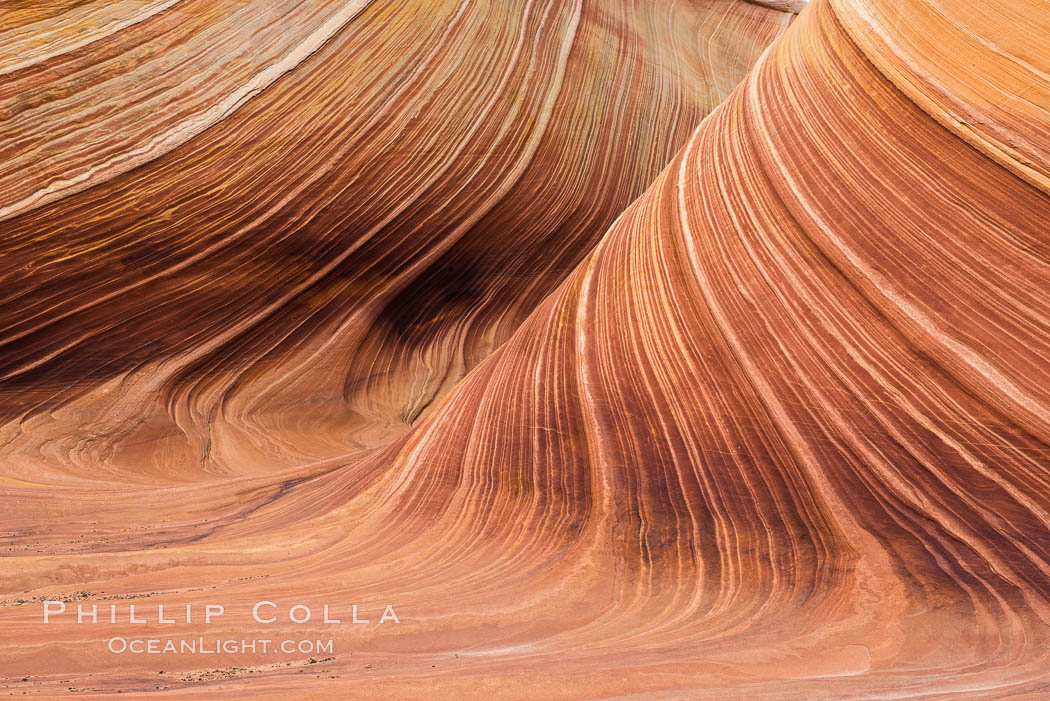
[2,0,1049,697]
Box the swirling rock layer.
[0,0,794,479]
[2,0,1049,697]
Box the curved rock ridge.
[0,0,794,485]
[2,0,1049,698]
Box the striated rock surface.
[2,0,1050,697]
[0,0,794,479]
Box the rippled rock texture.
[2,0,1049,697]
